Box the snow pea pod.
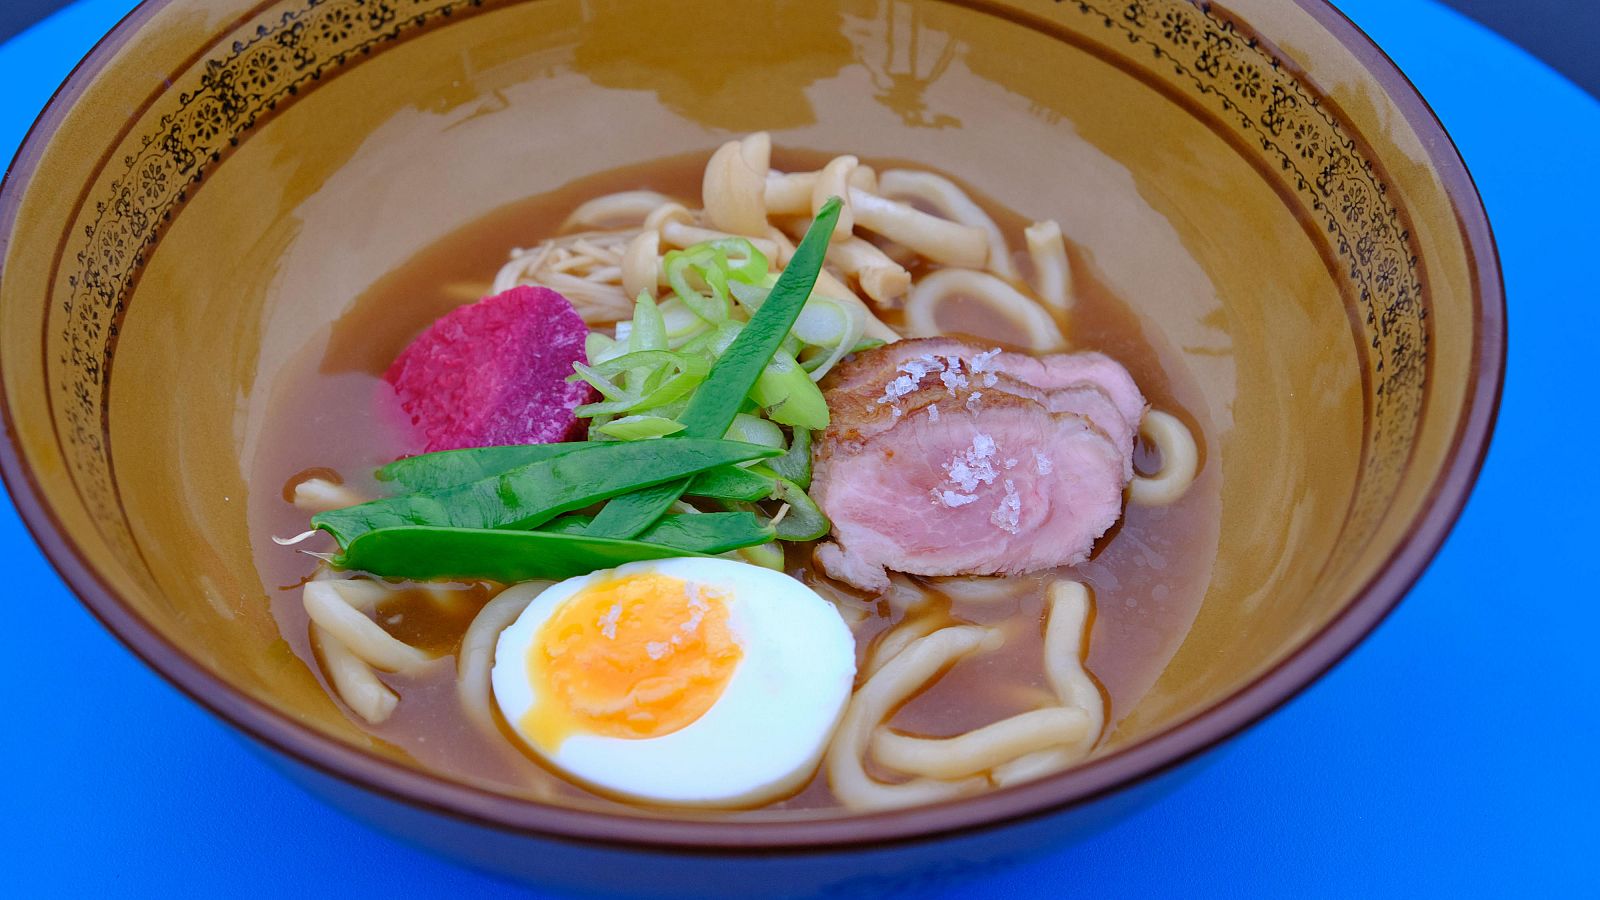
[376,442,592,492]
[314,438,778,548]
[539,511,773,553]
[335,525,731,583]
[376,442,773,501]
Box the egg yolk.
[523,572,741,751]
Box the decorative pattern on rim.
[49,0,1425,576]
[1062,0,1427,558]
[50,0,487,572]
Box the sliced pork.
[811,338,1146,593]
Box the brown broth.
[247,149,1221,817]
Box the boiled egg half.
[491,557,855,807]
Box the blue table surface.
[3,1,1595,895]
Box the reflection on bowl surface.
[0,0,1500,894]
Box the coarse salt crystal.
[991,478,1022,534]
[966,391,983,411]
[943,432,998,492]
[936,490,979,507]
[1004,457,1018,470]
[1034,449,1054,475]
[970,348,1003,372]
[646,641,671,660]
[927,403,940,422]
[968,348,1002,387]
[878,356,949,407]
[877,373,920,406]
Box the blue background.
[3,1,1595,895]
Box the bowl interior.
[0,0,1496,840]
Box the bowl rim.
[0,0,1505,854]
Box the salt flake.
[936,490,980,507]
[991,478,1022,534]
[942,432,998,492]
[1034,449,1054,475]
[877,356,950,408]
[940,364,969,396]
[970,348,1003,372]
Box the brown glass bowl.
[0,0,1501,894]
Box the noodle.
[991,579,1104,786]
[530,273,631,321]
[848,189,989,269]
[878,169,1016,280]
[861,614,943,679]
[826,625,999,811]
[314,624,397,725]
[1024,220,1072,312]
[860,581,1102,787]
[905,268,1066,351]
[870,707,1091,780]
[918,574,1043,605]
[561,190,675,231]
[1041,580,1102,744]
[661,222,781,260]
[1130,410,1199,506]
[303,581,433,673]
[325,578,388,613]
[457,581,548,739]
[291,477,362,513]
[494,230,637,323]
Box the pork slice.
[826,337,1147,435]
[1036,381,1136,477]
[1030,352,1147,428]
[823,336,976,395]
[812,387,1126,593]
[824,360,1133,476]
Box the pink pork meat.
[811,338,1145,593]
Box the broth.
[247,149,1220,815]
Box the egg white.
[491,557,856,807]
